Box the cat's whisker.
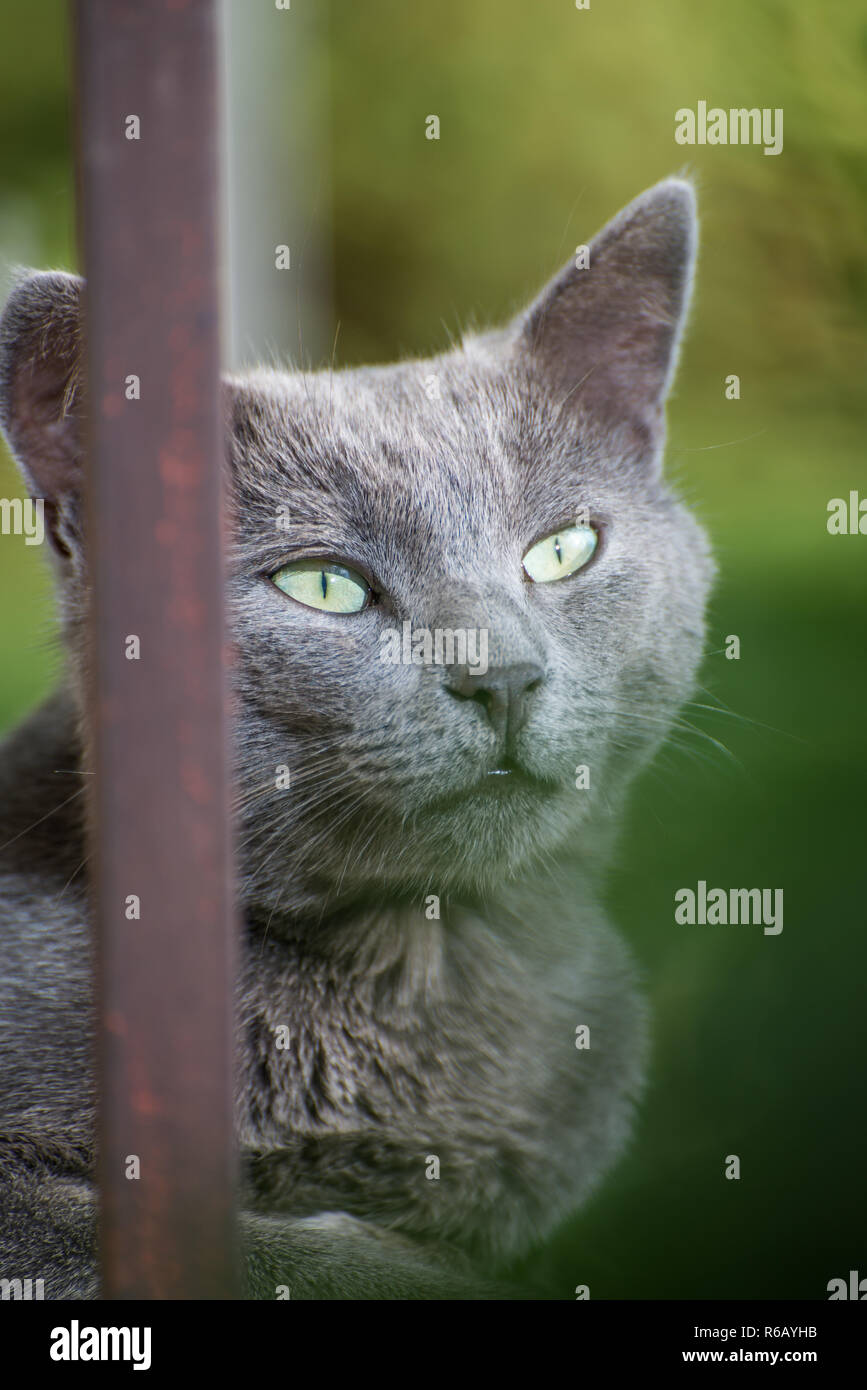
[239,786,360,863]
[255,790,371,946]
[0,787,85,856]
[686,691,802,744]
[675,428,767,453]
[56,853,91,900]
[331,815,378,903]
[328,318,341,423]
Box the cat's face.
[227,351,711,911]
[0,178,713,916]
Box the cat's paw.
[241,1210,507,1300]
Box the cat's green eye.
[523,523,598,584]
[272,561,370,614]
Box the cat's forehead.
[229,349,610,538]
[234,353,521,475]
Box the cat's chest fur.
[0,700,647,1266]
[237,887,646,1258]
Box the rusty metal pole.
[74,0,238,1298]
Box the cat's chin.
[240,778,612,926]
[393,782,584,887]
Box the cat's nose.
[445,662,545,744]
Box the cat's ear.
[514,178,697,461]
[0,270,86,561]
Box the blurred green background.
[1,0,865,1298]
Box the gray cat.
[0,178,712,1299]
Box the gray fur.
[0,179,713,1298]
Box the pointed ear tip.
[654,175,697,200]
[621,180,698,272]
[640,177,698,225]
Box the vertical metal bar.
[74,0,237,1298]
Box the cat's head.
[0,179,713,917]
